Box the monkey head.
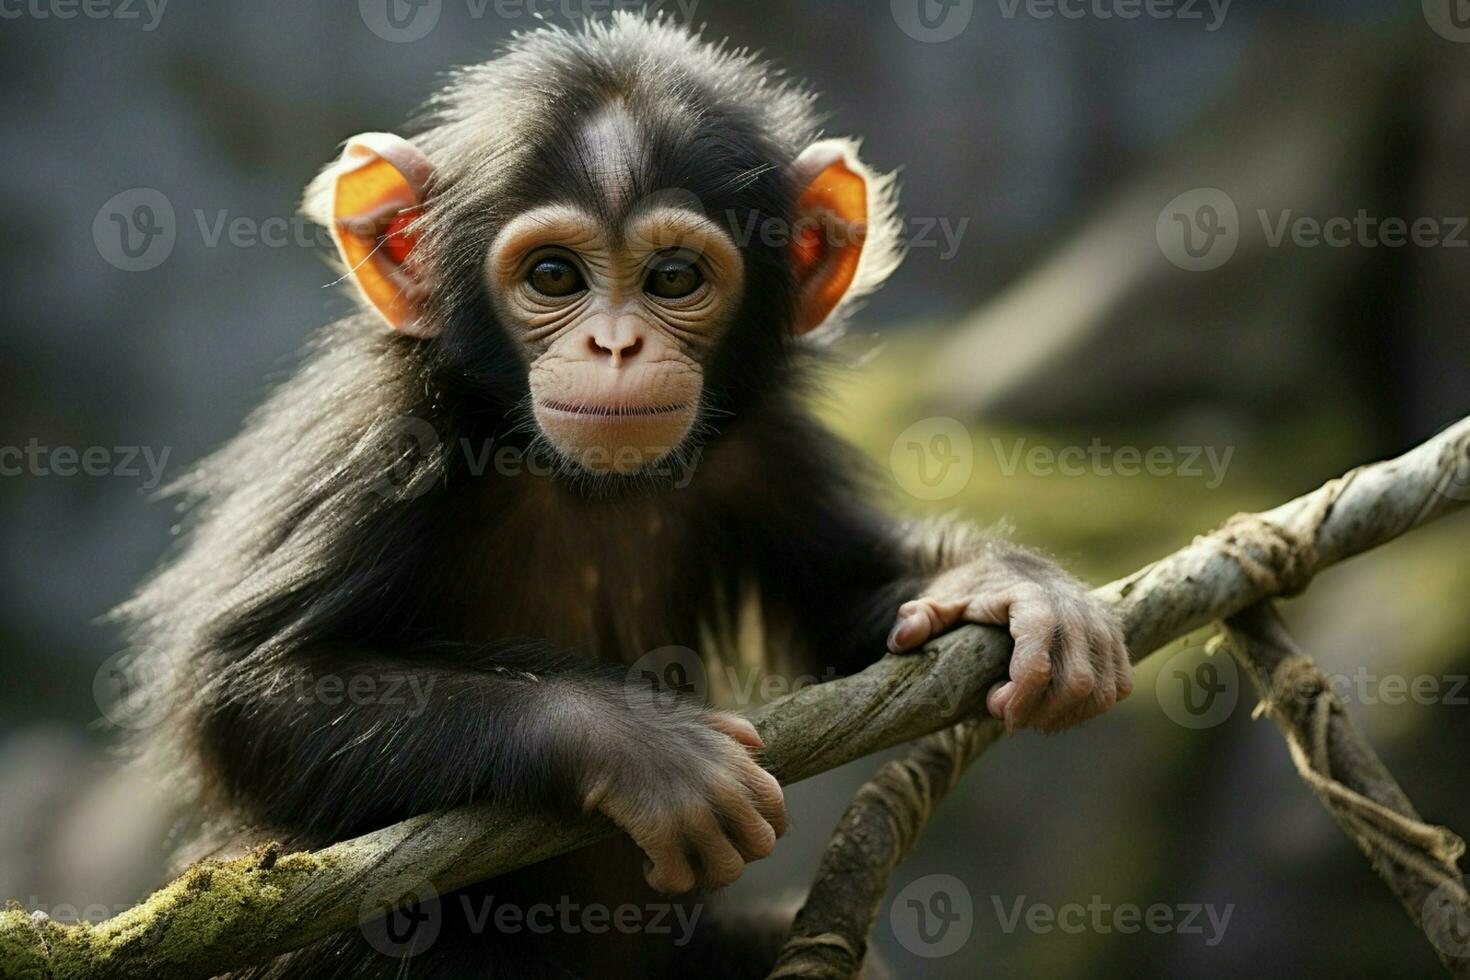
[304,20,903,478]
[483,200,742,474]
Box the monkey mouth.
[537,400,690,419]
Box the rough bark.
[1223,603,1470,979]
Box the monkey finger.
[638,828,699,895]
[1084,631,1120,709]
[985,680,1016,720]
[1031,634,1105,733]
[1041,673,1116,733]
[685,808,746,890]
[736,758,788,837]
[886,596,969,654]
[1105,627,1135,702]
[1114,649,1136,702]
[1000,619,1057,732]
[717,795,778,862]
[708,712,764,750]
[956,583,1032,627]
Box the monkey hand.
[582,711,787,894]
[886,558,1132,734]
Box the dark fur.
[120,17,985,979]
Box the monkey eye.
[644,253,704,300]
[527,256,586,298]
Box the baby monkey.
[123,14,1130,979]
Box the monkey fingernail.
[736,721,764,748]
[986,681,1014,720]
[886,612,928,653]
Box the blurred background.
[1,1,1468,977]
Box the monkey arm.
[193,641,787,887]
[194,644,673,845]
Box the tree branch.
[766,718,1002,979]
[766,416,1470,978]
[3,416,1467,979]
[1222,602,1470,978]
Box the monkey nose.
[587,329,645,367]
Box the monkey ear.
[303,132,437,337]
[788,139,903,336]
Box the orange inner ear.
[791,160,868,334]
[382,211,421,267]
[334,154,421,330]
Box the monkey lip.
[537,400,691,419]
[533,395,699,474]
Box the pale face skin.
[485,204,745,475]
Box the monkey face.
[484,203,746,475]
[311,74,894,488]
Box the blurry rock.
[928,24,1469,442]
[0,726,175,922]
